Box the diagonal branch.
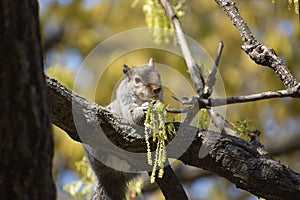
[152,165,188,200]
[159,0,238,137]
[215,0,300,90]
[159,0,205,94]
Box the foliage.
[199,109,209,129]
[288,0,299,13]
[133,0,186,44]
[272,0,299,14]
[63,156,144,200]
[144,100,176,183]
[63,156,96,200]
[126,177,144,200]
[234,118,256,141]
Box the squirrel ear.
[148,58,154,68]
[123,64,132,79]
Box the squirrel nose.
[151,84,162,94]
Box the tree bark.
[47,76,300,200]
[0,1,56,199]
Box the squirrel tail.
[86,150,137,200]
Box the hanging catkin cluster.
[141,0,186,44]
[144,100,176,183]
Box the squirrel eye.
[134,77,141,84]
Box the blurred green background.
[40,0,300,199]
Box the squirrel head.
[123,58,163,103]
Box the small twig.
[160,0,205,94]
[183,97,200,124]
[208,89,300,107]
[166,107,191,113]
[168,89,299,113]
[203,41,224,98]
[172,96,194,105]
[208,109,239,137]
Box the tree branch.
[144,132,300,192]
[159,0,205,94]
[207,89,300,107]
[152,165,188,200]
[159,0,238,137]
[168,89,300,113]
[47,76,300,200]
[215,0,300,90]
[180,132,300,200]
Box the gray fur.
[87,59,163,200]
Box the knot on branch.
[241,44,277,67]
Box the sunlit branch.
[214,0,300,90]
[208,89,300,107]
[159,0,205,94]
[167,89,300,114]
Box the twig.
[215,0,300,90]
[159,0,205,94]
[203,41,224,98]
[208,89,300,107]
[171,96,193,105]
[207,109,239,136]
[183,97,200,124]
[168,89,300,113]
[166,107,190,113]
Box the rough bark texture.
[47,76,300,200]
[180,132,300,200]
[0,1,56,199]
[215,0,300,90]
[152,165,188,200]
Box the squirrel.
[87,58,163,200]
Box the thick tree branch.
[47,76,300,200]
[47,77,82,142]
[152,165,188,200]
[215,0,300,90]
[180,133,300,200]
[144,132,300,192]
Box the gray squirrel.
[87,58,163,200]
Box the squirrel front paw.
[141,102,150,111]
[141,100,161,111]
